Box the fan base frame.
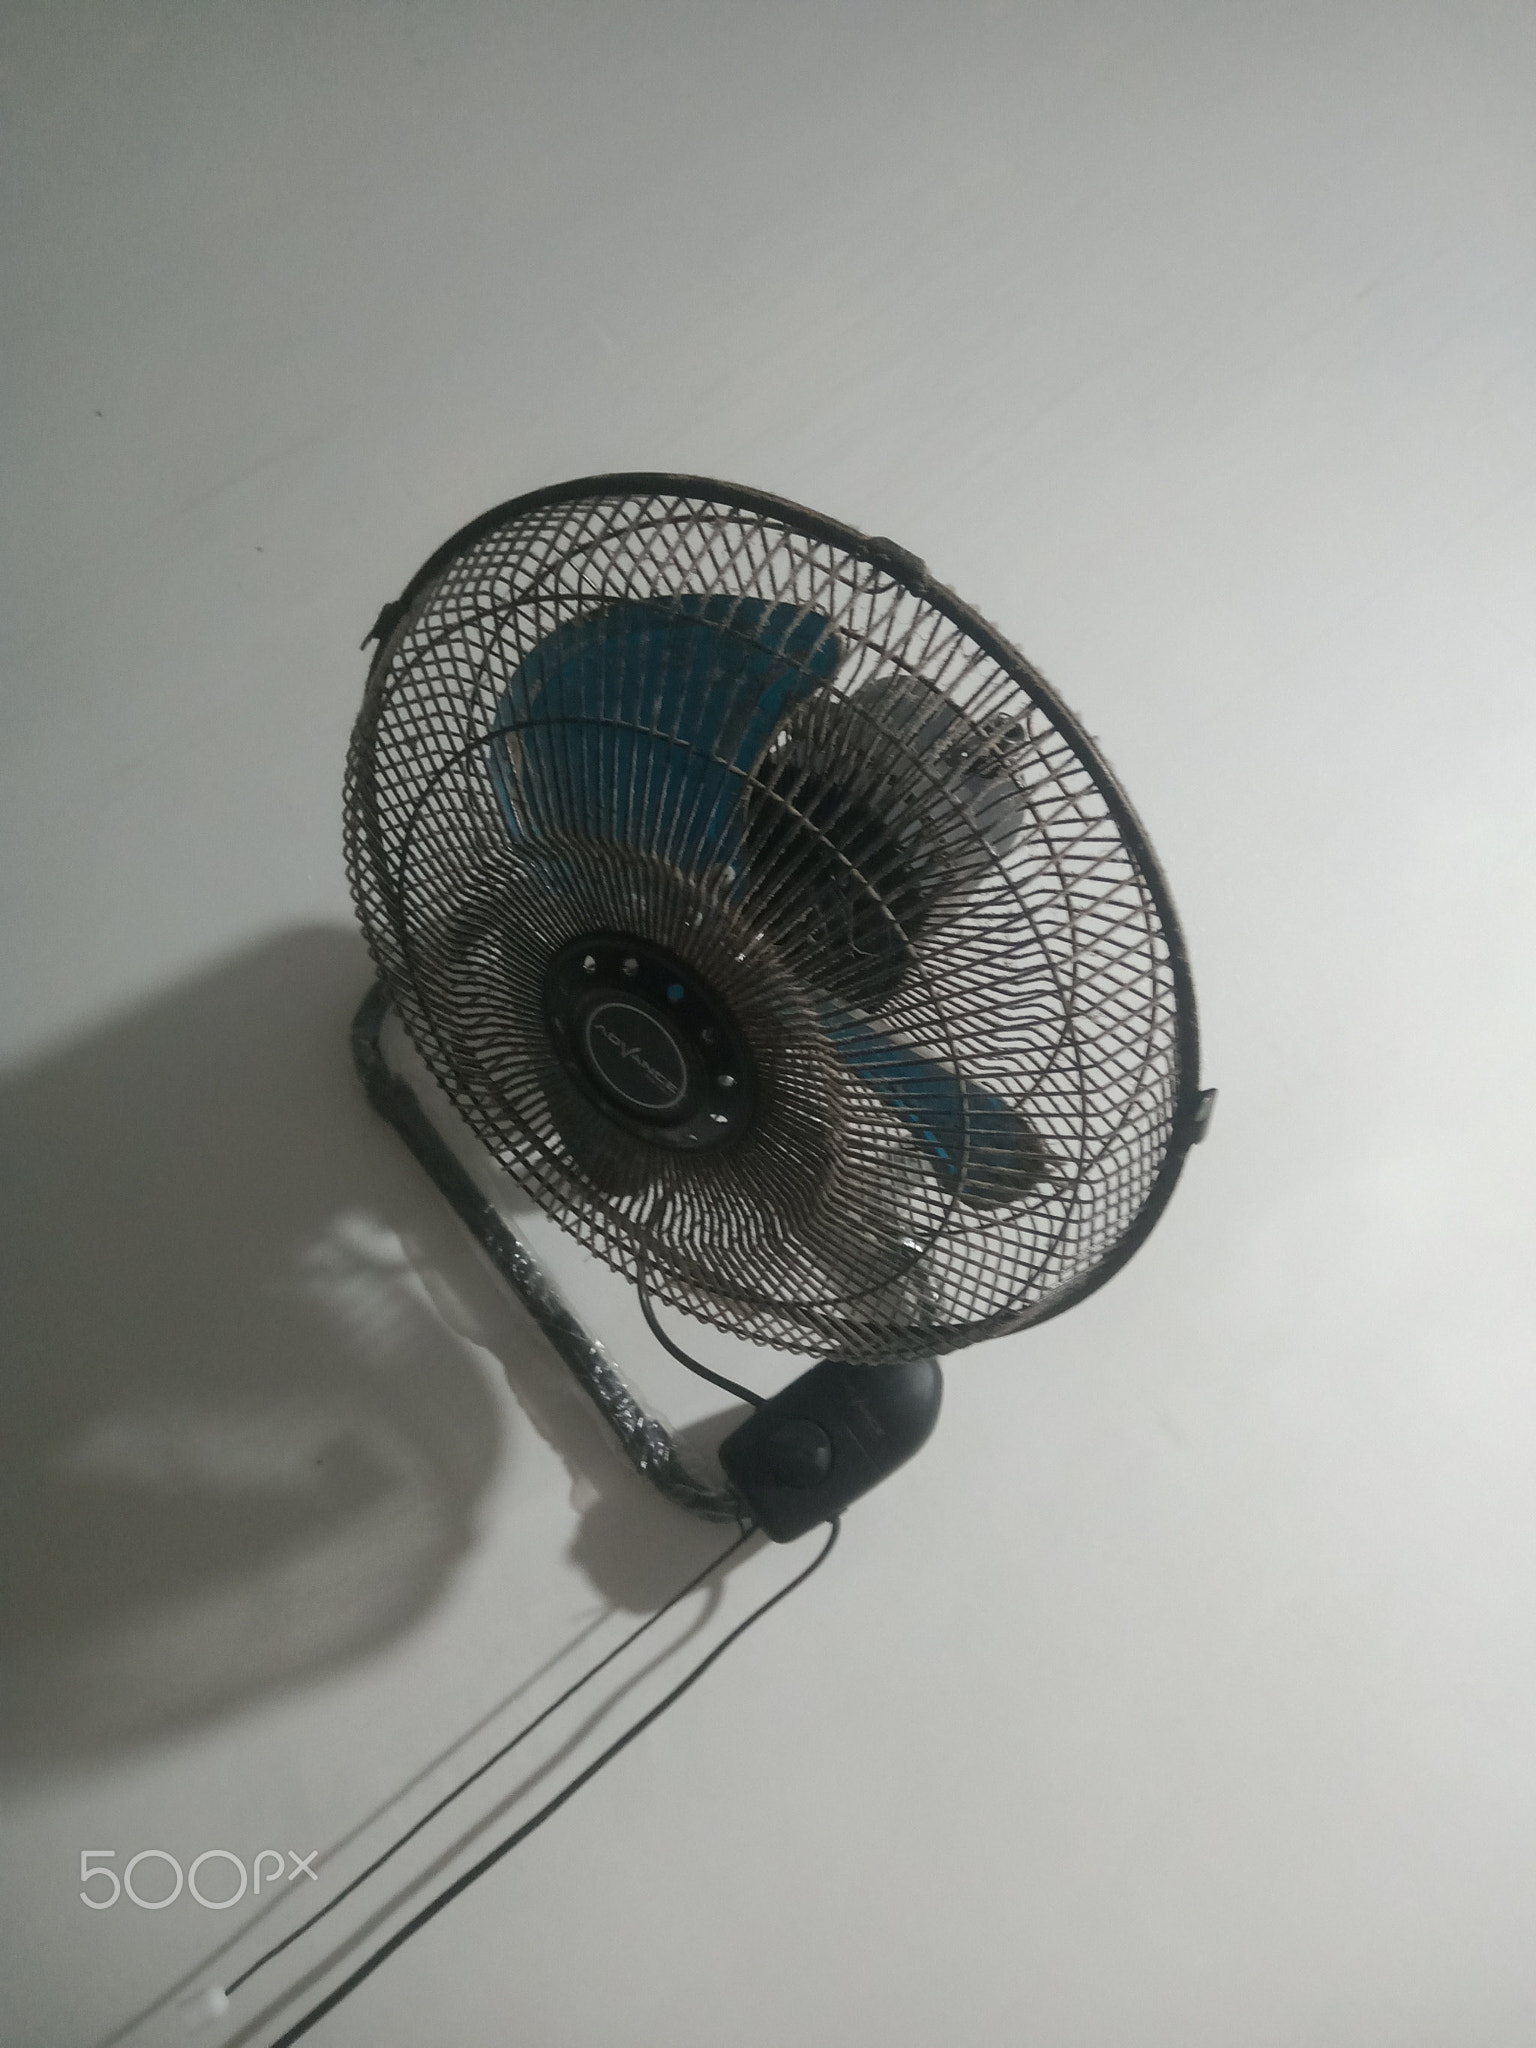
[350,980,746,1524]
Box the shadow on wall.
[0,926,745,1781]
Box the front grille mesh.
[345,476,1199,1361]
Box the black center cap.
[542,934,757,1153]
[581,999,688,1114]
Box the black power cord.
[635,1265,764,1408]
[266,1518,839,2046]
[212,1530,752,2005]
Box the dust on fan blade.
[740,750,924,1009]
[740,672,1031,1010]
[819,997,1053,1210]
[489,594,840,865]
[850,672,1031,873]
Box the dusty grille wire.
[344,474,1201,1362]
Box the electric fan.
[345,473,1212,1537]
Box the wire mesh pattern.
[345,475,1200,1361]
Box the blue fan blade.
[819,1001,1051,1208]
[489,596,838,865]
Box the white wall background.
[3,4,1534,2044]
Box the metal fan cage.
[345,474,1202,1363]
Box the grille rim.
[345,472,1204,1359]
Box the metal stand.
[351,982,746,1525]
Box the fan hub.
[580,999,688,1113]
[542,934,755,1151]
